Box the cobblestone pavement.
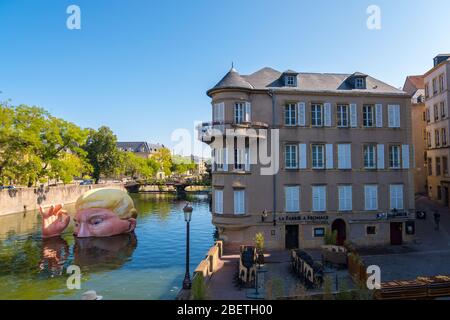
[361,196,450,281]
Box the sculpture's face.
[74,208,136,238]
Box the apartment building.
[199,67,415,250]
[403,75,427,194]
[424,54,450,206]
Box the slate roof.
[207,67,406,96]
[117,142,164,153]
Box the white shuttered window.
[390,185,404,210]
[338,144,352,169]
[215,190,223,214]
[338,186,352,211]
[234,190,245,215]
[285,186,300,213]
[364,185,378,211]
[312,186,327,212]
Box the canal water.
[0,193,215,300]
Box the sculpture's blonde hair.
[75,188,138,219]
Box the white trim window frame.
[285,145,298,169]
[337,104,349,128]
[312,144,325,169]
[234,102,245,124]
[389,145,401,169]
[311,104,323,127]
[390,185,404,210]
[363,105,375,128]
[285,103,297,126]
[364,144,377,169]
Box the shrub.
[191,273,208,300]
[254,233,264,252]
[324,229,338,245]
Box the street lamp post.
[183,202,193,290]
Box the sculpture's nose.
[75,223,90,238]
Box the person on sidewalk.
[434,211,441,231]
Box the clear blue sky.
[1,0,449,155]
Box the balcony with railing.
[197,121,269,144]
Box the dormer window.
[355,77,365,89]
[286,75,296,86]
[282,71,298,87]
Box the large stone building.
[117,142,164,159]
[424,54,450,205]
[403,75,427,195]
[199,66,416,250]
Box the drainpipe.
[267,90,277,226]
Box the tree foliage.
[84,126,121,183]
[0,104,90,186]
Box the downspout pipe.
[267,90,277,225]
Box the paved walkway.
[361,196,450,281]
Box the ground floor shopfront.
[215,213,416,250]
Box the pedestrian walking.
[434,211,441,231]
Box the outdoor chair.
[238,246,256,287]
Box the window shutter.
[324,103,332,127]
[402,145,410,169]
[219,102,225,122]
[395,105,400,127]
[215,190,223,214]
[376,104,383,127]
[364,187,370,210]
[326,144,334,169]
[211,149,216,172]
[298,102,306,126]
[320,187,326,211]
[299,144,307,169]
[245,148,250,172]
[223,148,228,172]
[377,144,385,169]
[388,105,400,128]
[245,102,251,122]
[350,103,358,127]
[338,144,351,169]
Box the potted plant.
[254,232,265,265]
[261,210,268,223]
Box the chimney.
[434,54,450,67]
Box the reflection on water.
[0,193,214,300]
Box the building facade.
[200,67,415,250]
[403,75,427,195]
[424,54,450,206]
[117,142,164,159]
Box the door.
[331,219,347,246]
[444,187,449,207]
[390,222,403,245]
[285,225,299,249]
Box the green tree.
[84,126,120,183]
[152,148,173,177]
[0,104,89,186]
[171,155,196,175]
